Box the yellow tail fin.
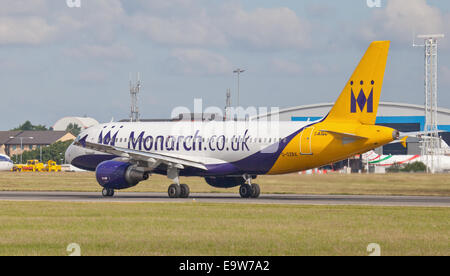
[325,41,390,125]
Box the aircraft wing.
[74,138,208,171]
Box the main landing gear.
[167,166,190,198]
[168,183,190,198]
[102,188,114,197]
[239,175,260,198]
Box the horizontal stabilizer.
[319,129,368,140]
[388,136,408,148]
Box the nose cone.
[65,144,75,165]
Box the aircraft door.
[300,127,314,155]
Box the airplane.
[363,150,450,171]
[0,154,13,171]
[66,41,401,198]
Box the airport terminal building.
[255,102,450,156]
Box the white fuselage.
[66,120,312,174]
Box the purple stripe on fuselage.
[221,128,302,174]
[203,117,326,175]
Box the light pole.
[233,68,245,107]
[10,136,33,164]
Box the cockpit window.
[0,156,11,162]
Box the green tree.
[66,123,82,137]
[401,161,427,173]
[11,140,73,164]
[386,162,401,173]
[11,121,48,131]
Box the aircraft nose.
[65,144,75,164]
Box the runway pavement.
[0,191,449,207]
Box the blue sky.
[1,0,450,130]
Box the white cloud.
[126,3,310,51]
[221,6,311,50]
[361,0,447,43]
[127,14,227,47]
[77,70,108,83]
[0,16,56,45]
[0,0,126,45]
[57,0,126,43]
[0,0,48,15]
[65,44,133,60]
[270,58,302,75]
[168,48,232,75]
[0,1,312,51]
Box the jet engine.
[95,160,149,190]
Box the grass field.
[0,171,449,196]
[0,172,448,256]
[0,201,448,256]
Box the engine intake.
[96,160,149,190]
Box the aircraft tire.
[168,184,181,198]
[239,184,252,198]
[102,188,114,197]
[180,184,190,198]
[250,183,260,198]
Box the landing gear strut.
[102,188,114,197]
[239,175,260,198]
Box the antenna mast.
[129,73,141,122]
[415,34,444,173]
[225,88,231,120]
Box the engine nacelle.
[204,176,246,188]
[95,160,149,190]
